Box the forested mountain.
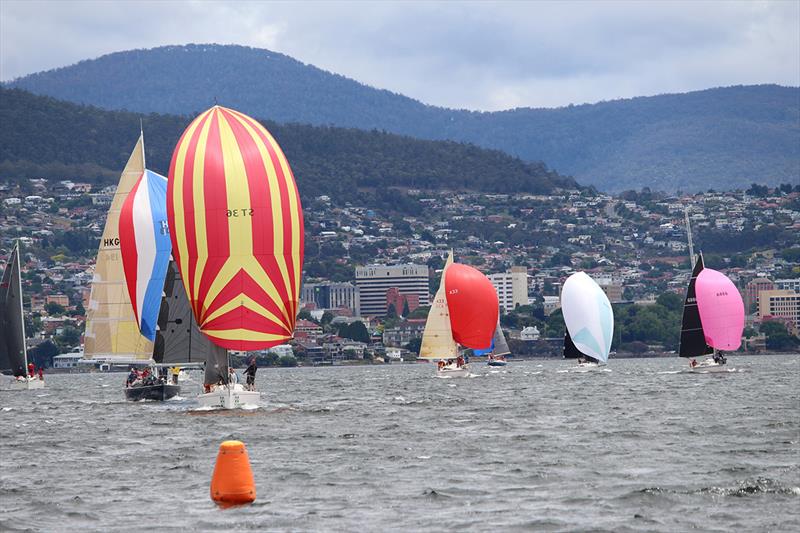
[0,88,576,202]
[6,44,798,192]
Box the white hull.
[437,364,470,378]
[8,377,45,390]
[689,358,729,373]
[197,383,260,409]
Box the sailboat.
[560,272,613,368]
[1,241,44,389]
[476,320,510,367]
[679,212,744,372]
[167,105,305,409]
[418,252,499,377]
[418,252,464,376]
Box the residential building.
[382,319,427,347]
[386,287,419,315]
[775,279,800,293]
[543,296,561,316]
[488,266,528,313]
[355,264,429,316]
[520,326,541,341]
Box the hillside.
[0,88,576,202]
[6,44,799,192]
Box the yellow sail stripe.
[225,111,293,320]
[171,110,209,306]
[202,291,288,333]
[191,112,215,304]
[205,329,290,342]
[199,113,288,327]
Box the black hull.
[124,383,180,402]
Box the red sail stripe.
[119,172,144,327]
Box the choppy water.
[1,355,798,532]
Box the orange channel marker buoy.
[210,440,256,506]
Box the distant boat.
[561,272,613,368]
[419,252,499,377]
[679,212,744,372]
[679,253,744,373]
[419,252,465,377]
[1,241,44,389]
[167,106,305,409]
[478,320,510,367]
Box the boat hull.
[487,360,507,367]
[124,383,180,401]
[689,359,730,373]
[197,384,260,409]
[437,364,470,378]
[8,377,45,390]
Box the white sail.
[560,272,614,364]
[418,252,458,360]
[83,135,153,361]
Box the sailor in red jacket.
[28,362,35,378]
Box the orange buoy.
[210,440,256,506]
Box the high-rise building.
[301,282,360,316]
[758,289,800,335]
[355,264,429,316]
[488,266,528,313]
[775,279,800,293]
[745,277,775,313]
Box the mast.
[685,208,695,268]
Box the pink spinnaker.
[696,268,745,351]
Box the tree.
[278,355,298,367]
[761,321,800,351]
[656,292,683,313]
[402,300,410,317]
[55,325,81,349]
[386,303,397,319]
[45,302,65,316]
[404,337,422,354]
[29,340,59,368]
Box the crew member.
[244,359,257,391]
[28,362,35,378]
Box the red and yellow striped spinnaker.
[167,106,304,350]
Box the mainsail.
[562,330,590,360]
[84,135,154,361]
[561,272,614,364]
[679,254,712,358]
[419,252,458,360]
[491,320,510,357]
[153,261,217,366]
[0,242,28,376]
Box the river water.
[1,355,798,532]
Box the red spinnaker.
[445,264,499,349]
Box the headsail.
[679,253,712,358]
[0,242,28,376]
[419,252,458,360]
[167,106,305,351]
[696,268,745,351]
[560,272,614,364]
[119,169,171,341]
[84,135,154,361]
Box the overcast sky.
[1,0,798,111]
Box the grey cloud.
[1,0,797,111]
